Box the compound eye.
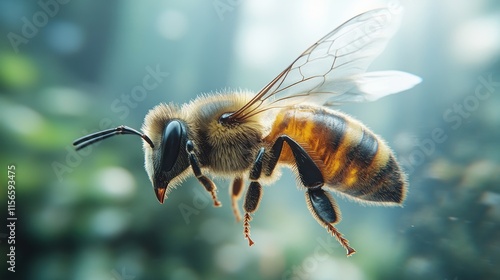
[160,120,184,172]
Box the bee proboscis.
[74,8,421,256]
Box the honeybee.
[74,8,421,256]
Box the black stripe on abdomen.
[346,129,379,168]
[320,112,346,152]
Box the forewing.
[229,8,420,120]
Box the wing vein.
[226,8,420,122]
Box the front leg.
[186,140,221,207]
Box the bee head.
[146,119,190,203]
[141,104,192,204]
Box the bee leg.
[305,188,356,256]
[242,147,265,246]
[267,136,355,255]
[186,140,221,207]
[266,135,323,189]
[230,177,244,222]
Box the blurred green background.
[1,0,499,279]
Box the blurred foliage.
[1,0,499,280]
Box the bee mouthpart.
[155,188,167,204]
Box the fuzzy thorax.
[140,91,270,187]
[186,91,266,174]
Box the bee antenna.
[73,125,154,151]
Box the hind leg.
[270,136,356,255]
[305,188,356,256]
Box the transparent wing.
[229,8,421,121]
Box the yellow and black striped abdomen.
[264,105,406,205]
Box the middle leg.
[241,136,325,246]
[230,177,244,222]
[242,147,265,246]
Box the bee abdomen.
[265,106,406,205]
[324,115,406,204]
